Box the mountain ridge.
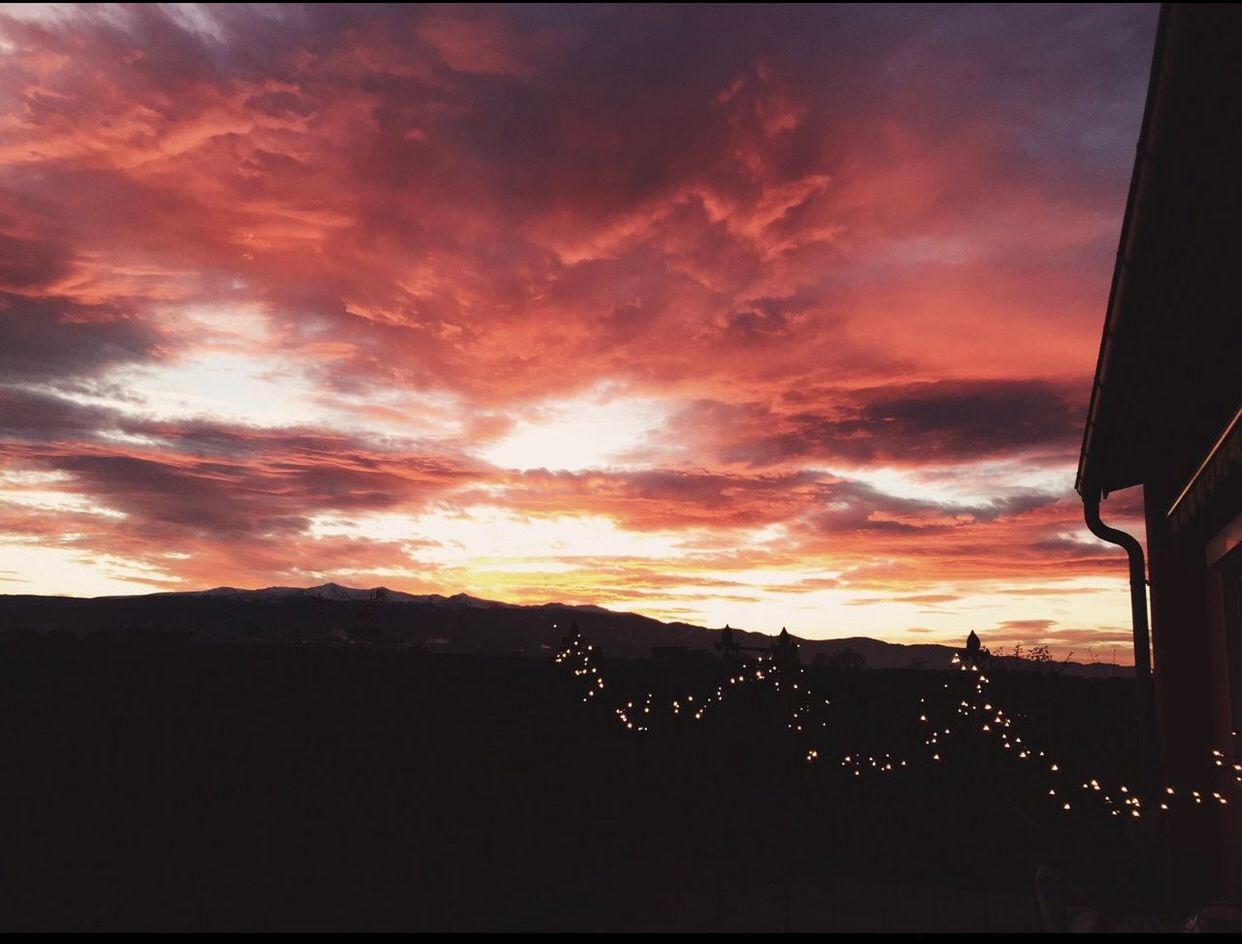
[0,583,1131,677]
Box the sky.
[0,3,1160,660]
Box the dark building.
[771,627,800,675]
[1075,4,1242,908]
[965,630,982,666]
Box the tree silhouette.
[826,647,866,670]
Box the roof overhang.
[1076,4,1242,500]
[1075,7,1169,498]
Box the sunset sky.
[0,3,1160,659]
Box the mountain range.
[0,582,1131,677]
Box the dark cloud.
[0,386,116,440]
[847,379,1083,460]
[500,467,830,529]
[0,233,73,290]
[846,593,960,606]
[804,479,1061,536]
[0,294,159,384]
[997,618,1057,632]
[650,378,1083,470]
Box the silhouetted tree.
[826,648,866,670]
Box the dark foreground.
[0,634,1155,931]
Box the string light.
[555,624,1238,819]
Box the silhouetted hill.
[0,584,1130,677]
[0,640,1139,931]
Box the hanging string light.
[553,625,1237,820]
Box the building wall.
[1144,459,1237,908]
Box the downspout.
[1082,486,1159,790]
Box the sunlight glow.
[480,393,668,472]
